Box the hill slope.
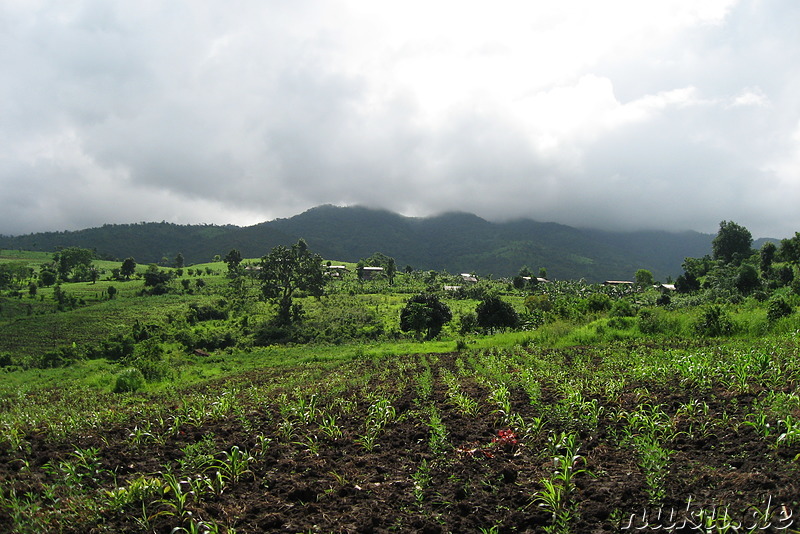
[0,205,714,281]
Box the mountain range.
[0,205,732,282]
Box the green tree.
[224,249,243,277]
[174,252,184,269]
[143,264,174,294]
[675,271,700,293]
[760,241,777,275]
[39,266,57,287]
[779,232,800,265]
[712,220,753,265]
[53,247,95,280]
[259,239,325,325]
[734,263,760,294]
[476,296,519,331]
[399,293,452,340]
[120,257,137,280]
[682,256,713,280]
[634,269,654,287]
[767,296,792,324]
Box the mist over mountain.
[0,205,722,282]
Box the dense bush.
[400,293,452,340]
[694,305,734,337]
[586,293,612,312]
[87,334,135,361]
[609,299,635,317]
[37,344,83,369]
[458,311,479,334]
[767,296,793,324]
[525,294,552,313]
[476,296,519,331]
[113,367,146,393]
[187,302,229,323]
[636,308,682,336]
[126,338,170,381]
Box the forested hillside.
[0,205,716,281]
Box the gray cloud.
[1,0,798,239]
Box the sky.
[2,1,799,239]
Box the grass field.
[1,250,800,532]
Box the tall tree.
[476,296,519,331]
[712,220,753,265]
[53,247,94,280]
[779,232,800,265]
[120,257,137,280]
[224,249,243,277]
[760,241,777,275]
[634,269,654,287]
[399,293,452,340]
[259,239,325,325]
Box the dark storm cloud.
[1,0,798,238]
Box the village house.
[359,266,384,280]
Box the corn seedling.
[427,405,449,455]
[211,445,254,483]
[152,472,193,523]
[277,417,297,441]
[743,412,773,438]
[319,413,343,440]
[366,397,396,431]
[355,430,379,452]
[411,459,432,506]
[105,475,162,511]
[293,434,320,456]
[128,422,155,447]
[777,415,800,447]
[535,432,589,534]
[488,384,513,426]
[253,434,272,459]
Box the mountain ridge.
[0,204,723,281]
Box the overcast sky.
[2,1,799,238]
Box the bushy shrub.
[113,367,146,393]
[637,309,661,334]
[636,308,684,336]
[607,316,635,330]
[400,293,452,340]
[459,311,478,335]
[187,303,229,323]
[253,321,297,345]
[587,293,612,312]
[609,299,635,317]
[475,296,519,331]
[37,344,83,369]
[127,339,170,381]
[767,296,793,324]
[525,294,553,313]
[694,305,734,337]
[87,334,135,361]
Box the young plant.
[427,405,449,456]
[319,413,343,441]
[535,432,589,534]
[212,445,254,483]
